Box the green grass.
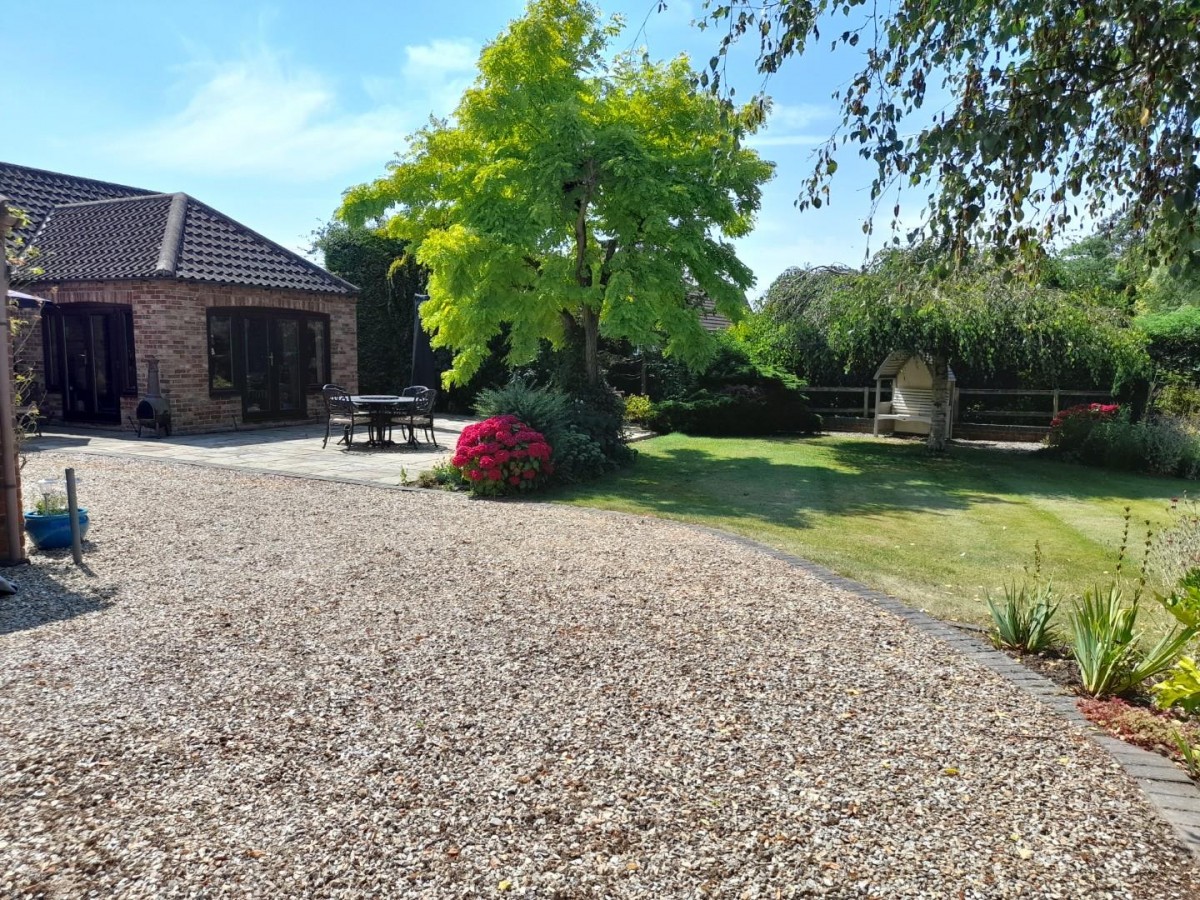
[554,433,1184,626]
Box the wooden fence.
[802,386,1115,426]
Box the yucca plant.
[986,581,1059,653]
[1070,583,1198,697]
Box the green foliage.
[474,377,632,483]
[416,460,467,491]
[1069,583,1197,698]
[1150,499,1200,590]
[703,0,1200,269]
[623,394,653,425]
[314,222,425,394]
[986,579,1059,654]
[1176,731,1200,779]
[1070,417,1200,480]
[1152,657,1200,716]
[340,0,773,388]
[647,389,819,437]
[1136,306,1200,380]
[1158,569,1200,631]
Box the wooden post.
[0,198,25,565]
[872,379,882,436]
[862,386,869,418]
[66,467,83,566]
[1052,388,1060,417]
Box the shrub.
[1149,497,1200,588]
[1046,402,1120,454]
[1078,697,1200,762]
[624,394,653,425]
[1068,583,1196,698]
[1054,411,1200,479]
[474,378,633,483]
[1152,657,1200,716]
[986,580,1059,654]
[450,415,554,496]
[415,460,465,490]
[646,388,821,437]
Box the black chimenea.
[134,357,171,437]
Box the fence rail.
[802,385,1116,426]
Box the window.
[304,318,328,387]
[206,308,330,396]
[208,314,234,391]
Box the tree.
[340,0,773,389]
[701,0,1200,269]
[823,248,1149,451]
[313,222,425,394]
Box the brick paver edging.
[680,523,1200,861]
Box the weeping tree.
[824,248,1150,452]
[700,0,1200,270]
[339,0,773,391]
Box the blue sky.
[11,0,895,295]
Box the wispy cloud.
[107,42,480,181]
[365,38,480,115]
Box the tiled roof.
[689,292,743,332]
[1,162,355,295]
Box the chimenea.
[135,357,171,437]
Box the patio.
[22,415,475,488]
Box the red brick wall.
[21,280,357,434]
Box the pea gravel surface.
[3,453,1199,899]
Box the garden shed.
[872,351,955,441]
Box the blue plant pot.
[24,508,90,551]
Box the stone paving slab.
[23,416,474,487]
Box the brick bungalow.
[2,162,358,434]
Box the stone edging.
[680,523,1200,861]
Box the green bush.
[1136,305,1200,380]
[474,377,633,483]
[646,387,821,437]
[624,393,653,425]
[1059,413,1200,480]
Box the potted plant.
[24,478,89,551]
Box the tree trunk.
[581,306,600,388]
[927,354,950,454]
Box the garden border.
[680,523,1200,861]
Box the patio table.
[351,395,416,448]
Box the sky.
[7,0,896,296]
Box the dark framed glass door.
[241,316,305,420]
[52,308,130,423]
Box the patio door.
[241,316,304,420]
[47,307,135,424]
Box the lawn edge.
[679,520,1200,861]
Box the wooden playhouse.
[872,351,955,441]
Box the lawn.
[555,433,1186,625]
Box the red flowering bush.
[450,415,554,496]
[1046,402,1120,453]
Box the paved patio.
[23,415,474,488]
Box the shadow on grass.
[559,435,1184,530]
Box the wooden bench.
[874,388,935,435]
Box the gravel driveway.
[3,453,1199,898]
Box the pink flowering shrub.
[1046,402,1120,453]
[450,415,554,496]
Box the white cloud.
[362,38,480,116]
[746,133,825,149]
[107,42,482,182]
[768,102,828,130]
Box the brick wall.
[20,280,357,434]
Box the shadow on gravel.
[0,568,114,636]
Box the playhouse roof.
[873,351,956,382]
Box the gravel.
[2,452,1199,898]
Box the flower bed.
[450,415,554,496]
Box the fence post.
[862,386,869,417]
[1053,389,1060,417]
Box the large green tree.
[701,0,1200,268]
[340,0,773,389]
